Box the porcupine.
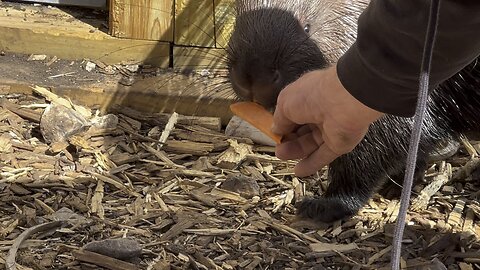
[226,0,480,223]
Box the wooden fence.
[0,0,237,69]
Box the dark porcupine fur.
[227,8,328,109]
[226,0,480,223]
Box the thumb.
[271,89,299,136]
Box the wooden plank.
[0,55,235,125]
[214,0,236,48]
[16,0,107,9]
[72,249,138,270]
[172,46,228,70]
[1,80,234,126]
[109,0,174,42]
[174,0,215,47]
[0,3,170,66]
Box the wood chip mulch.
[1,86,480,270]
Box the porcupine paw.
[296,197,359,223]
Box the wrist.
[321,65,384,133]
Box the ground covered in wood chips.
[1,83,480,270]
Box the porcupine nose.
[230,66,254,101]
[230,66,283,110]
[250,69,282,110]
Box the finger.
[275,130,324,160]
[271,83,314,135]
[294,143,339,177]
[280,124,312,143]
[295,124,314,136]
[271,93,298,135]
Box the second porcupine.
[226,0,480,223]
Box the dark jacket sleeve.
[336,0,480,117]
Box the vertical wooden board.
[109,0,174,41]
[174,0,215,47]
[214,0,236,48]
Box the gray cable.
[390,0,441,268]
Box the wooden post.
[174,0,215,47]
[214,0,236,49]
[109,0,175,42]
[171,0,236,69]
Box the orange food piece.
[230,101,283,144]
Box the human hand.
[271,64,384,177]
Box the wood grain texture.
[0,4,170,66]
[109,0,174,41]
[172,46,228,70]
[174,0,215,47]
[214,0,236,48]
